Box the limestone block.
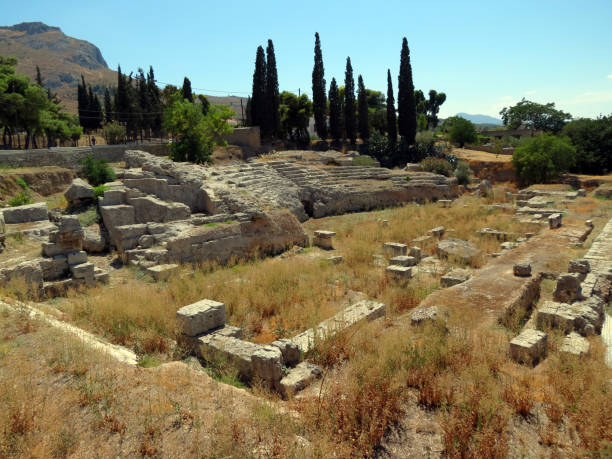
[42,242,63,257]
[428,226,445,238]
[437,238,480,262]
[560,332,590,356]
[409,246,422,260]
[568,259,590,275]
[64,178,94,206]
[40,255,68,281]
[477,228,509,241]
[128,196,191,224]
[176,299,226,337]
[251,345,284,389]
[327,255,343,264]
[386,265,413,282]
[383,242,408,257]
[67,250,87,266]
[279,362,322,399]
[410,306,448,326]
[537,301,577,333]
[411,236,432,248]
[501,242,519,250]
[271,339,301,367]
[585,219,594,228]
[99,205,135,231]
[510,329,547,365]
[389,255,417,267]
[93,267,110,284]
[479,179,492,194]
[313,230,335,250]
[70,262,94,280]
[83,228,107,253]
[100,188,126,206]
[513,263,532,277]
[548,213,562,229]
[147,263,179,281]
[438,199,452,208]
[2,202,48,224]
[553,273,582,303]
[441,268,471,287]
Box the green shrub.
[93,185,109,199]
[81,155,116,186]
[443,116,477,147]
[359,131,398,168]
[352,156,377,166]
[8,190,33,206]
[512,134,576,185]
[103,122,127,145]
[454,161,471,185]
[420,157,453,177]
[16,177,29,190]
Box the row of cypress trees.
[311,35,417,145]
[250,40,280,140]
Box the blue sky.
[5,0,612,119]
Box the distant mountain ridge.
[456,113,503,126]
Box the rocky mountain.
[456,112,503,126]
[0,22,116,113]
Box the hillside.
[0,22,117,114]
[456,112,503,126]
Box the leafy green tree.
[344,57,356,143]
[357,75,369,140]
[328,78,342,142]
[312,32,327,140]
[82,155,116,186]
[265,39,280,139]
[444,116,477,147]
[414,89,426,117]
[512,134,576,185]
[250,46,267,133]
[181,77,193,103]
[163,94,233,164]
[279,91,312,146]
[500,99,571,133]
[426,90,446,128]
[103,87,113,123]
[386,69,397,142]
[397,37,417,144]
[562,116,612,174]
[104,121,126,144]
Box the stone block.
[100,205,135,232]
[2,202,48,224]
[383,242,408,257]
[501,242,519,250]
[560,332,590,356]
[146,263,179,281]
[553,273,582,303]
[568,259,590,275]
[510,329,547,365]
[313,230,335,250]
[83,228,107,253]
[279,362,322,399]
[40,255,68,281]
[438,199,452,208]
[93,267,110,284]
[428,226,445,238]
[537,301,577,333]
[411,235,432,248]
[64,178,94,206]
[327,255,343,264]
[67,250,87,266]
[389,255,417,267]
[176,299,226,337]
[251,345,284,388]
[410,306,448,326]
[409,246,422,260]
[548,213,562,229]
[42,242,63,257]
[585,219,594,228]
[271,339,301,367]
[100,188,126,206]
[441,268,471,287]
[386,265,413,282]
[513,263,532,277]
[70,262,94,280]
[437,238,480,262]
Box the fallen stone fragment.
[389,255,417,267]
[327,255,343,264]
[437,238,480,263]
[176,299,226,337]
[279,362,322,399]
[64,178,94,207]
[568,259,590,275]
[549,213,562,229]
[386,265,413,282]
[501,242,519,250]
[313,230,336,250]
[270,339,301,367]
[560,332,590,356]
[510,329,547,365]
[147,263,179,281]
[553,273,582,303]
[2,202,48,224]
[383,242,408,257]
[428,226,445,238]
[440,268,470,287]
[438,199,452,208]
[410,305,448,326]
[513,263,532,277]
[67,250,87,266]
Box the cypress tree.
[35,66,43,86]
[251,46,267,133]
[265,39,280,139]
[357,75,369,140]
[312,32,327,140]
[77,75,88,130]
[181,77,193,103]
[137,68,149,139]
[397,37,417,144]
[386,69,397,141]
[147,66,162,137]
[104,87,113,123]
[88,86,103,130]
[344,57,357,143]
[328,78,341,142]
[245,97,253,126]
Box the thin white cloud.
[607,74,612,79]
[525,90,537,95]
[569,91,612,104]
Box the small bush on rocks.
[82,155,116,186]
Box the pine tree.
[344,57,357,143]
[265,39,280,139]
[312,32,327,140]
[386,69,397,141]
[397,37,417,144]
[251,46,267,132]
[328,78,342,141]
[357,75,369,141]
[104,87,113,123]
[181,77,193,103]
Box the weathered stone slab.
[386,265,413,282]
[67,250,87,266]
[428,226,445,238]
[290,300,386,353]
[279,362,322,399]
[70,262,94,280]
[568,259,590,275]
[553,273,582,303]
[383,242,407,257]
[146,263,179,281]
[513,263,532,277]
[327,255,343,264]
[389,255,417,267]
[2,202,48,224]
[410,305,448,326]
[313,230,335,250]
[438,199,452,208]
[549,213,562,229]
[437,238,480,262]
[176,299,226,337]
[64,178,94,206]
[537,301,577,333]
[270,339,301,367]
[560,332,590,356]
[440,268,471,287]
[409,246,422,260]
[510,329,547,365]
